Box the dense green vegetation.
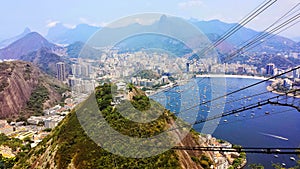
[133,70,160,80]
[249,163,265,169]
[230,151,246,169]
[0,133,31,168]
[199,155,213,169]
[0,134,22,151]
[96,83,173,138]
[131,95,151,111]
[15,83,182,168]
[190,154,213,169]
[21,79,69,117]
[0,62,12,92]
[25,85,49,116]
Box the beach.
[195,74,274,81]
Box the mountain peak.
[159,14,168,21]
[25,32,46,39]
[0,32,60,60]
[0,28,32,49]
[23,27,31,34]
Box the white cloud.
[99,22,108,27]
[178,0,203,9]
[63,23,76,29]
[46,20,60,28]
[79,17,102,27]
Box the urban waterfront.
[152,77,300,168]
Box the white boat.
[223,119,228,122]
[282,163,286,166]
[176,90,183,93]
[290,157,296,161]
[274,155,278,158]
[265,111,270,115]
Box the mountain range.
[0,16,298,73]
[42,17,299,54]
[46,23,100,44]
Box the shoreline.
[195,74,275,81]
[267,85,300,99]
[148,74,273,97]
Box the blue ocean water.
[151,77,300,168]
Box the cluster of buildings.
[55,50,299,96]
[56,60,97,94]
[97,51,190,80]
[199,134,246,169]
[0,93,79,148]
[130,75,169,87]
[263,63,300,79]
[206,63,258,75]
[263,63,300,91]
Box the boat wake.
[259,132,289,141]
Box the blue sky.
[0,0,299,40]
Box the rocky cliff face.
[0,61,67,119]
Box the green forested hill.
[14,83,206,169]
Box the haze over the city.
[0,0,299,41]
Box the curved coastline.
[196,74,299,98]
[149,74,273,97]
[267,85,300,99]
[195,74,274,81]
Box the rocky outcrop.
[0,61,67,119]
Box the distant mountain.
[42,18,299,54]
[20,48,70,77]
[0,27,31,49]
[0,32,64,60]
[87,15,215,57]
[190,19,258,46]
[82,16,298,55]
[45,23,69,44]
[46,24,100,44]
[66,41,102,59]
[190,19,299,53]
[0,61,68,119]
[291,36,300,42]
[262,54,298,68]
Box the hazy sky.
[0,0,299,40]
